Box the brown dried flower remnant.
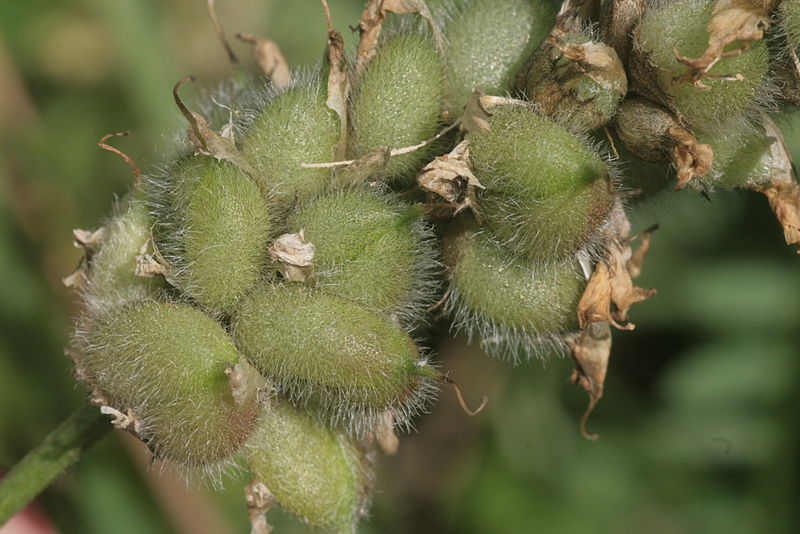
[417,141,484,215]
[614,96,712,189]
[577,204,656,330]
[566,321,612,441]
[269,231,315,283]
[245,480,278,534]
[236,33,290,89]
[672,0,769,89]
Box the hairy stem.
[0,403,111,525]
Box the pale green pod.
[635,0,770,131]
[348,32,444,182]
[442,219,585,361]
[286,188,437,324]
[159,156,271,314]
[233,283,438,432]
[519,29,627,132]
[241,82,340,208]
[85,191,164,305]
[469,105,614,261]
[246,401,372,534]
[440,0,555,117]
[697,126,774,190]
[78,301,259,468]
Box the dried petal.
[354,0,443,75]
[173,76,258,176]
[72,227,106,252]
[324,28,350,160]
[577,203,656,330]
[245,480,277,534]
[370,411,399,455]
[673,0,769,88]
[331,147,391,189]
[417,141,484,215]
[462,91,528,135]
[269,231,315,283]
[566,321,612,441]
[236,33,290,88]
[668,126,714,189]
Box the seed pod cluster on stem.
[57,0,800,531]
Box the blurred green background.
[1,1,799,533]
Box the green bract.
[233,283,438,432]
[78,301,259,468]
[85,192,163,305]
[157,156,271,314]
[469,105,614,261]
[440,0,554,117]
[442,220,585,360]
[246,401,372,534]
[241,82,340,208]
[348,32,444,182]
[287,188,436,324]
[635,0,769,131]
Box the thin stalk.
[0,403,111,526]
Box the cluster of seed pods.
[66,0,799,531]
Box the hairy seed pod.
[779,0,800,104]
[78,301,259,468]
[246,401,372,534]
[233,283,438,432]
[519,28,627,133]
[85,192,164,306]
[607,133,674,199]
[348,32,444,182]
[156,156,271,314]
[469,105,614,261]
[442,219,585,361]
[440,0,554,117]
[241,82,339,208]
[287,188,437,325]
[634,0,770,131]
[698,123,775,190]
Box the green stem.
[0,403,111,526]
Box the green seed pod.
[348,32,444,182]
[777,0,800,105]
[442,219,585,361]
[286,188,438,325]
[85,192,164,306]
[77,301,259,469]
[698,122,777,190]
[241,81,340,208]
[233,283,438,433]
[154,156,271,314]
[788,0,800,50]
[246,401,372,534]
[440,0,555,117]
[519,29,627,133]
[608,134,674,199]
[469,105,615,261]
[634,0,770,132]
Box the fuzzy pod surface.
[440,0,554,117]
[85,192,163,305]
[247,401,371,534]
[287,188,436,323]
[519,29,627,133]
[442,220,585,360]
[233,283,437,431]
[78,301,259,468]
[156,156,271,314]
[348,32,444,182]
[697,126,773,190]
[241,82,339,208]
[788,0,800,51]
[470,105,614,261]
[634,0,770,131]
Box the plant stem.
[0,403,111,526]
